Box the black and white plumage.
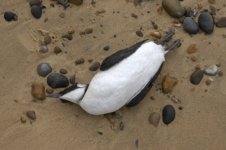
[48,32,181,115]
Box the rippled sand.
[0,0,226,149]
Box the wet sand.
[0,0,226,149]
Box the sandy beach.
[0,0,226,149]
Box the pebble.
[68,0,83,5]
[162,0,185,18]
[205,78,212,85]
[204,65,219,76]
[47,73,69,88]
[62,34,73,40]
[150,31,162,39]
[69,74,76,84]
[89,62,100,71]
[103,45,110,51]
[54,46,63,54]
[20,116,27,123]
[37,63,52,77]
[57,0,69,7]
[39,45,48,53]
[80,28,93,35]
[216,17,226,27]
[162,75,178,93]
[4,11,17,22]
[183,17,199,34]
[59,68,68,74]
[75,58,85,65]
[198,10,214,34]
[151,21,158,29]
[190,69,204,85]
[131,13,138,19]
[31,5,42,19]
[26,111,36,120]
[59,12,65,18]
[46,88,54,94]
[135,30,143,37]
[186,44,198,54]
[148,112,160,127]
[162,105,175,125]
[31,83,46,100]
[43,34,52,45]
[29,0,42,6]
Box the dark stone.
[135,30,143,37]
[183,17,199,34]
[54,46,62,54]
[37,63,52,77]
[162,105,175,125]
[216,17,226,27]
[31,5,42,19]
[103,45,110,51]
[59,68,68,74]
[26,111,36,120]
[62,34,73,40]
[4,11,17,22]
[198,10,214,34]
[47,73,69,88]
[190,69,204,85]
[89,62,100,71]
[75,58,85,65]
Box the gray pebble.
[183,17,199,34]
[39,45,48,53]
[26,111,36,120]
[31,5,42,19]
[162,105,175,125]
[135,30,143,37]
[148,112,160,127]
[89,62,100,71]
[204,65,219,76]
[190,69,204,85]
[47,73,69,88]
[198,10,214,34]
[37,63,52,77]
[162,0,185,18]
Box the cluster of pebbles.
[162,0,226,34]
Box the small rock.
[31,83,46,100]
[119,121,125,131]
[75,58,85,65]
[39,45,48,53]
[131,13,138,19]
[20,116,27,123]
[43,34,51,45]
[205,78,212,85]
[186,44,198,54]
[31,5,42,19]
[57,0,69,7]
[204,65,219,76]
[162,105,175,125]
[80,28,93,35]
[208,0,215,4]
[190,69,204,85]
[150,31,162,39]
[148,112,160,127]
[47,73,69,88]
[54,46,62,54]
[162,0,185,18]
[29,0,42,6]
[190,56,198,62]
[95,9,106,15]
[59,68,68,74]
[68,30,75,35]
[69,74,76,84]
[151,21,158,29]
[103,45,110,51]
[89,62,100,71]
[46,88,54,94]
[97,131,103,135]
[216,17,226,27]
[4,11,17,22]
[183,17,199,34]
[198,10,214,34]
[26,111,36,120]
[135,30,143,37]
[62,34,73,40]
[59,12,65,18]
[68,0,83,5]
[37,63,52,77]
[162,75,178,93]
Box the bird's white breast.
[80,42,165,115]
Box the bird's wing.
[100,40,148,71]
